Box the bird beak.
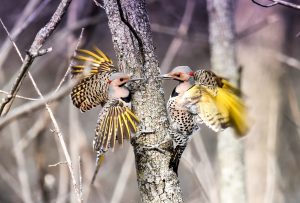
[155,74,173,80]
[128,77,144,82]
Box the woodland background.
[0,0,300,202]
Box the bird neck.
[175,78,194,95]
[109,85,130,100]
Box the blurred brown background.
[1,0,300,202]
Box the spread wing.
[183,69,248,136]
[70,47,117,112]
[179,85,228,132]
[93,99,140,152]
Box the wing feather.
[121,113,131,140]
[181,85,227,132]
[182,82,247,136]
[94,99,140,152]
[70,47,117,112]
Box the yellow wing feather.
[71,47,115,78]
[70,47,117,111]
[183,82,248,137]
[94,100,140,152]
[215,85,248,137]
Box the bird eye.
[175,73,181,77]
[120,78,124,82]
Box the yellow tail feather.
[215,87,248,137]
[91,154,105,184]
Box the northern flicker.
[159,66,248,173]
[70,47,140,183]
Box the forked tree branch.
[0,12,84,201]
[0,0,73,116]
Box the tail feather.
[216,87,248,137]
[91,151,105,184]
[169,145,187,175]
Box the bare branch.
[110,148,134,203]
[92,0,105,8]
[286,81,300,137]
[0,0,41,72]
[191,134,219,203]
[0,13,82,200]
[49,161,68,167]
[251,0,278,7]
[10,121,34,203]
[78,156,83,203]
[0,90,38,101]
[0,164,22,200]
[252,0,300,9]
[237,15,279,39]
[160,0,196,72]
[55,28,84,92]
[0,0,73,116]
[15,110,52,151]
[0,82,74,128]
[151,23,177,36]
[275,52,300,70]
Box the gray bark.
[103,0,183,202]
[206,1,246,203]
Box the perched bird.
[70,47,140,183]
[159,66,248,173]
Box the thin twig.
[10,121,34,203]
[275,52,300,70]
[0,81,75,129]
[78,156,83,203]
[0,0,73,116]
[49,161,68,167]
[151,23,177,36]
[264,95,279,203]
[110,148,134,203]
[252,0,300,9]
[0,90,38,101]
[16,109,53,150]
[160,0,195,73]
[0,11,82,200]
[55,28,84,92]
[237,15,279,39]
[251,0,278,7]
[92,0,105,8]
[191,134,219,203]
[0,19,24,61]
[286,81,300,138]
[0,163,22,200]
[0,0,41,71]
[182,150,210,203]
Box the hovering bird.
[70,47,140,183]
[159,66,248,174]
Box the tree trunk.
[103,0,183,202]
[206,1,246,203]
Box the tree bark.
[206,1,246,203]
[103,0,183,202]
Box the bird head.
[158,66,194,82]
[108,72,143,87]
[108,72,131,87]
